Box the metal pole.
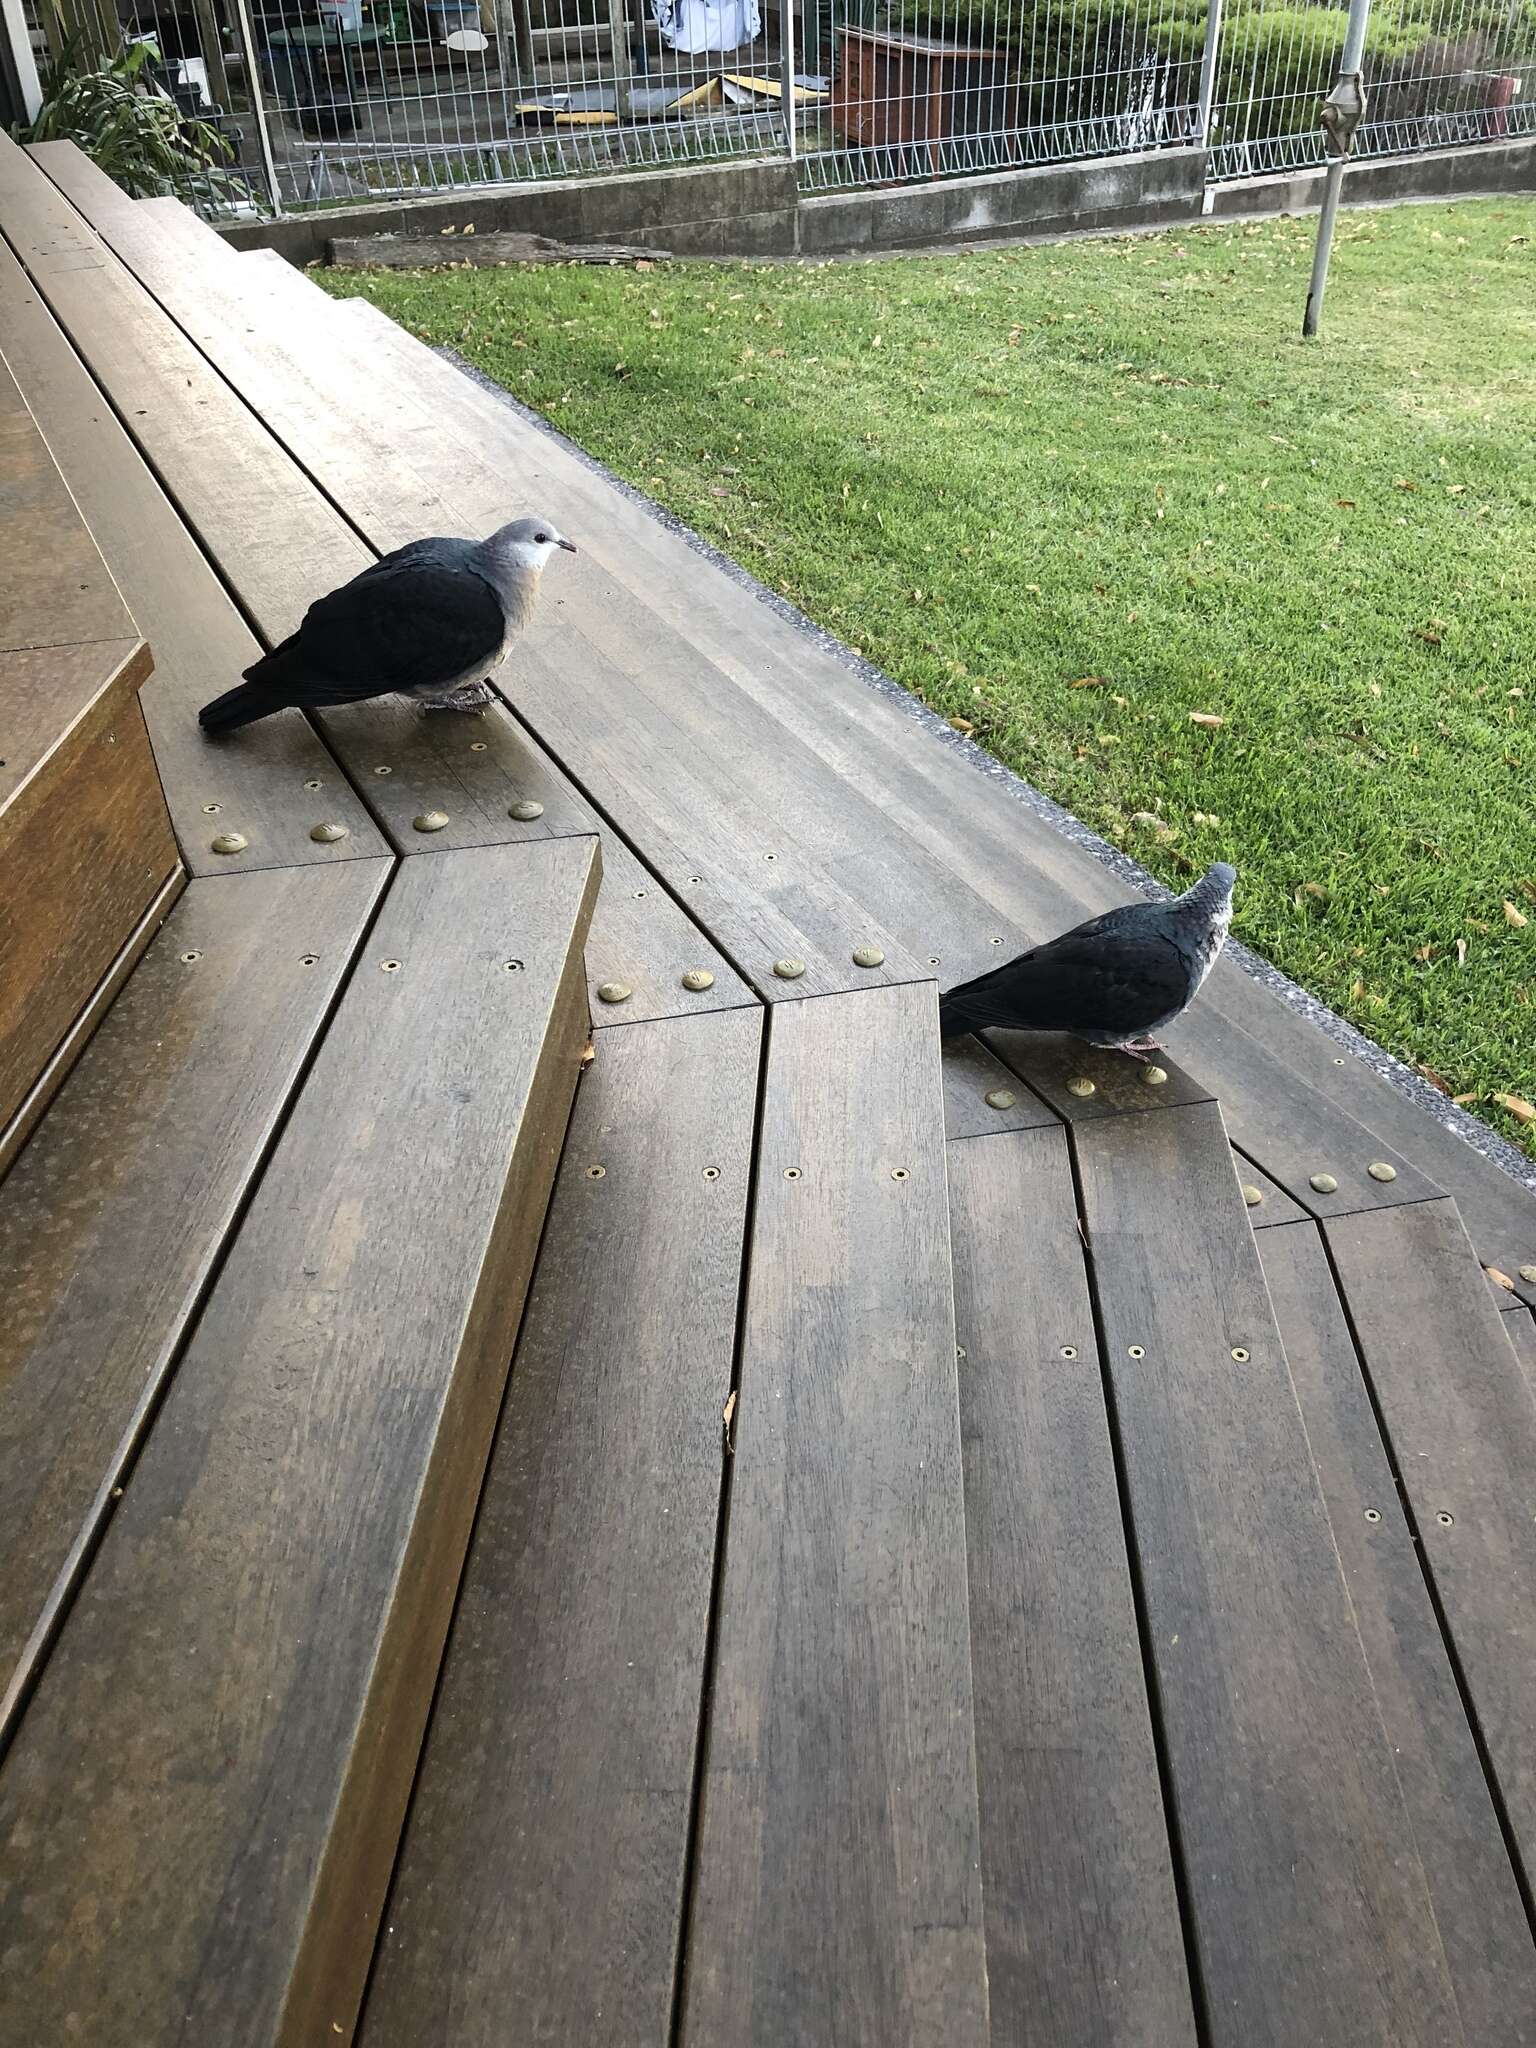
[229,0,285,215]
[1303,0,1372,338]
[1194,0,1222,146]
[0,0,43,122]
[781,0,797,160]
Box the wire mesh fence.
[14,0,1534,213]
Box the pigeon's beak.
[557,537,578,553]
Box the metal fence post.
[1195,0,1223,145]
[229,0,285,216]
[782,0,798,160]
[1303,0,1372,337]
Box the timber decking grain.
[1503,1305,1536,1390]
[361,1007,761,2048]
[1071,1098,1462,2046]
[0,860,389,1736]
[682,982,989,2048]
[0,839,599,2048]
[1323,1200,1536,1900]
[1260,1220,1536,2046]
[0,233,389,871]
[948,1126,1195,2045]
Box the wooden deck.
[2,131,1536,2048]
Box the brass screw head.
[852,944,885,968]
[1231,1347,1250,1362]
[682,968,715,992]
[1520,1265,1536,1284]
[773,958,806,980]
[310,822,348,844]
[1067,1077,1096,1098]
[1241,1183,1263,1206]
[509,799,544,821]
[1141,1065,1169,1087]
[373,765,393,777]
[1367,1161,1397,1182]
[596,981,632,1004]
[1310,1172,1339,1194]
[210,831,247,855]
[984,1088,1016,1110]
[413,810,450,833]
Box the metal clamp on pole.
[1303,0,1372,337]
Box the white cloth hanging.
[652,0,760,55]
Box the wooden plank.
[0,838,600,2047]
[947,1127,1195,2046]
[1323,1199,1536,1898]
[0,148,747,1020]
[940,1033,1058,1140]
[0,863,184,1182]
[0,633,145,817]
[682,983,989,2047]
[314,295,1536,1296]
[1230,1151,1309,1228]
[361,1007,760,2048]
[1259,1220,1536,2046]
[0,858,389,1732]
[45,182,925,1001]
[1071,1098,1461,2046]
[0,647,179,1133]
[1505,1306,1536,1391]
[0,235,391,873]
[0,351,131,652]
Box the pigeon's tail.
[198,638,306,734]
[938,988,990,1041]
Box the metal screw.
[1437,1511,1454,1526]
[597,981,633,1004]
[470,741,488,752]
[1067,1077,1096,1098]
[1368,1161,1397,1183]
[201,802,221,814]
[985,1088,1016,1110]
[1364,1509,1382,1524]
[852,944,885,968]
[990,936,1004,945]
[928,956,941,965]
[703,1167,721,1181]
[1231,1347,1250,1362]
[1310,1172,1339,1194]
[373,765,393,776]
[179,950,202,964]
[1141,1065,1169,1087]
[891,1167,910,1181]
[633,889,646,899]
[304,778,323,790]
[688,875,702,885]
[509,799,544,821]
[381,959,402,972]
[773,958,806,980]
[1060,1345,1078,1360]
[682,969,715,992]
[783,1167,802,1181]
[1127,1345,1145,1359]
[413,811,450,833]
[586,1165,606,1179]
[764,852,778,862]
[503,959,523,973]
[310,822,348,844]
[300,954,319,967]
[210,831,248,855]
[1241,1184,1263,1206]
[1332,1057,1346,1066]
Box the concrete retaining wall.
[219,134,1535,266]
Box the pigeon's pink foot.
[1119,1039,1166,1063]
[422,680,494,715]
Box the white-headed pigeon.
[198,517,576,734]
[938,862,1236,1057]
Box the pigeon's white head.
[487,516,578,576]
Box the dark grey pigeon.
[938,862,1236,1058]
[198,517,576,735]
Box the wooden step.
[361,1005,760,2047]
[0,230,391,875]
[0,837,599,2047]
[0,860,389,1733]
[682,981,988,2045]
[1259,1218,1536,2045]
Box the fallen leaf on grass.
[1504,900,1529,928]
[1414,943,1435,961]
[1334,498,1356,509]
[1189,711,1225,728]
[1394,478,1420,492]
[1494,1092,1536,1125]
[947,716,975,734]
[1457,938,1469,966]
[1070,676,1106,689]
[1520,880,1536,904]
[1417,1064,1452,1094]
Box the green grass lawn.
[322,200,1536,1154]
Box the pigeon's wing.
[294,558,507,697]
[942,927,1191,1038]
